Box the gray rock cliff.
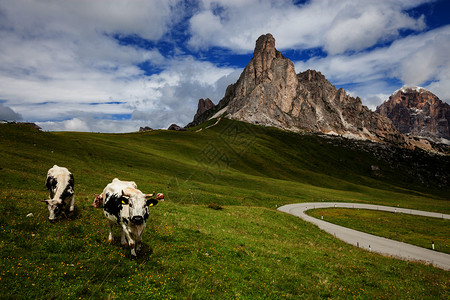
[376,87,450,141]
[187,34,446,152]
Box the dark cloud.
[0,103,22,121]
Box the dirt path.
[278,202,450,270]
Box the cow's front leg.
[121,225,135,248]
[131,247,137,258]
[69,195,75,212]
[108,221,114,243]
[135,234,142,253]
[120,229,127,246]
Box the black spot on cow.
[144,211,149,221]
[46,176,57,191]
[60,174,75,200]
[122,217,129,224]
[68,173,74,187]
[54,203,64,217]
[104,192,128,224]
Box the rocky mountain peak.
[187,34,448,152]
[227,33,297,121]
[376,87,450,140]
[254,33,276,54]
[194,98,215,120]
[298,69,326,82]
[252,34,282,80]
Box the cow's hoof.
[130,255,137,261]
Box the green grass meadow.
[1,121,449,299]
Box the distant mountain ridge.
[376,87,450,142]
[187,34,447,153]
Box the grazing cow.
[102,178,164,258]
[44,165,75,221]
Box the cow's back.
[46,165,74,196]
[103,179,136,200]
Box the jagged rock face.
[293,70,402,143]
[376,88,450,140]
[194,98,215,120]
[226,34,298,127]
[168,124,186,131]
[187,33,448,151]
[139,126,153,132]
[223,34,402,143]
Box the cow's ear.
[93,193,103,199]
[146,198,158,207]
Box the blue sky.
[0,0,449,132]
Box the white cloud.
[0,0,243,132]
[37,117,148,133]
[0,1,175,106]
[294,25,450,107]
[324,4,425,55]
[127,58,239,129]
[399,30,450,86]
[17,56,239,131]
[62,118,90,132]
[426,70,450,103]
[0,0,182,41]
[188,0,429,54]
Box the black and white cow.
[44,165,75,221]
[102,178,164,258]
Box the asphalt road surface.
[278,202,450,270]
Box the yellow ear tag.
[122,200,125,204]
[149,203,153,207]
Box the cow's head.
[92,193,103,208]
[122,188,160,225]
[42,199,64,221]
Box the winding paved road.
[278,202,450,270]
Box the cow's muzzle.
[131,216,144,225]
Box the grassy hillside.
[1,120,449,210]
[0,122,449,299]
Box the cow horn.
[121,187,134,197]
[145,192,155,199]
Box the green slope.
[1,120,448,211]
[0,121,449,299]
